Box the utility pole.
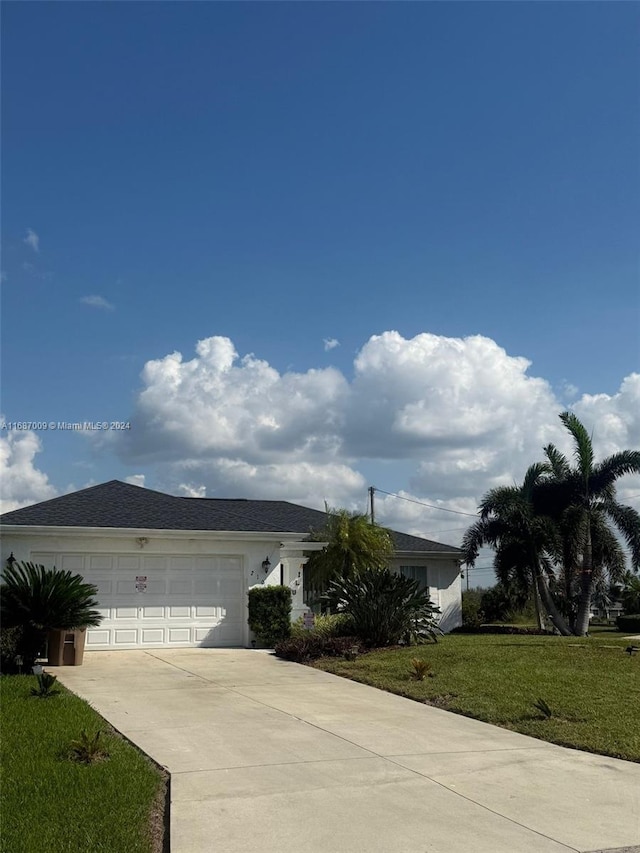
[368,486,375,525]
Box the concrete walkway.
[57,649,640,853]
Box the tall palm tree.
[543,412,640,636]
[461,463,573,635]
[305,507,395,589]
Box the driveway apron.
[56,649,640,853]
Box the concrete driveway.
[56,649,640,853]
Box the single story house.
[0,480,463,649]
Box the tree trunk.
[530,568,544,631]
[573,522,593,637]
[535,568,573,636]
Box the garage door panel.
[168,628,191,643]
[61,555,85,572]
[141,629,164,644]
[86,629,111,646]
[32,551,245,649]
[114,629,138,645]
[140,605,164,618]
[92,578,114,595]
[89,555,113,571]
[116,556,140,571]
[115,606,137,619]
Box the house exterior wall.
[1,528,293,648]
[1,529,463,644]
[390,556,462,632]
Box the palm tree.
[1,560,102,667]
[305,507,395,591]
[543,412,640,636]
[461,463,573,635]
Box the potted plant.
[1,560,102,669]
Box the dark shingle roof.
[0,480,461,554]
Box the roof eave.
[0,524,313,541]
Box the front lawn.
[314,632,640,762]
[0,675,166,853]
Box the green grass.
[314,632,640,763]
[1,675,165,853]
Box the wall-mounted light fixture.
[262,556,271,574]
[136,537,149,549]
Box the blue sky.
[2,2,639,584]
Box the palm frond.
[601,500,640,571]
[559,411,594,478]
[543,444,571,480]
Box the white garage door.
[32,552,245,649]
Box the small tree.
[305,508,395,608]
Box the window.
[399,565,429,588]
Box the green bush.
[616,614,640,633]
[461,588,484,627]
[275,634,362,663]
[324,567,442,648]
[0,626,25,673]
[247,585,292,647]
[290,612,355,639]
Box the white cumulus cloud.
[323,337,340,351]
[0,428,57,513]
[88,331,640,542]
[124,474,146,487]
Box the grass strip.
[1,674,165,853]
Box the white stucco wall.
[1,528,462,643]
[1,527,304,648]
[390,555,462,632]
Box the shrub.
[616,614,640,633]
[0,626,25,674]
[324,567,442,648]
[621,577,640,615]
[69,730,110,764]
[274,635,362,663]
[461,588,484,628]
[30,672,60,698]
[409,658,433,680]
[1,560,101,669]
[290,612,355,639]
[247,586,292,647]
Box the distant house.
[0,480,463,650]
[589,600,624,622]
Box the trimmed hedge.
[247,585,292,647]
[275,635,363,663]
[616,614,640,633]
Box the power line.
[373,487,478,518]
